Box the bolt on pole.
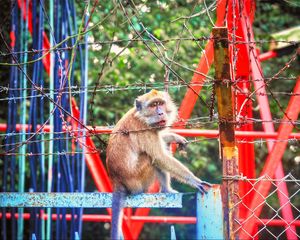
[212,27,239,240]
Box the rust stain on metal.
[222,147,238,160]
[213,27,239,240]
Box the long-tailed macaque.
[106,90,211,239]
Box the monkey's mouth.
[157,120,167,127]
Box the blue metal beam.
[0,192,182,208]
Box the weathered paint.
[213,27,239,240]
[196,186,223,239]
[0,193,182,208]
[223,147,238,160]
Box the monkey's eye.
[150,102,158,107]
[149,101,164,108]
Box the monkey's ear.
[135,99,143,111]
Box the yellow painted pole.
[213,27,239,240]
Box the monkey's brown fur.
[106,90,210,239]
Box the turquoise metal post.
[170,225,176,240]
[18,1,29,239]
[196,186,223,239]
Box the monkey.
[106,89,211,239]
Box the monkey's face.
[146,99,168,127]
[135,91,177,129]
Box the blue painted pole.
[10,4,19,240]
[196,186,223,240]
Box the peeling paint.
[0,192,182,208]
[196,187,223,239]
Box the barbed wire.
[222,173,300,183]
[0,75,298,92]
[1,85,300,102]
[1,119,299,151]
[0,4,298,154]
[1,136,299,156]
[0,37,298,58]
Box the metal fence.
[232,174,300,239]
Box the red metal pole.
[240,77,300,239]
[225,1,298,237]
[71,100,112,192]
[1,123,300,139]
[250,49,297,239]
[3,212,300,226]
[71,100,134,240]
[243,12,297,239]
[226,0,256,222]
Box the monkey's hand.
[194,179,212,194]
[175,135,188,151]
[162,132,188,150]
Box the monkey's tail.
[111,191,126,240]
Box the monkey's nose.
[156,108,164,116]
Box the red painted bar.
[258,51,277,62]
[240,78,300,239]
[1,123,299,139]
[2,213,300,227]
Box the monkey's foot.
[161,188,179,194]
